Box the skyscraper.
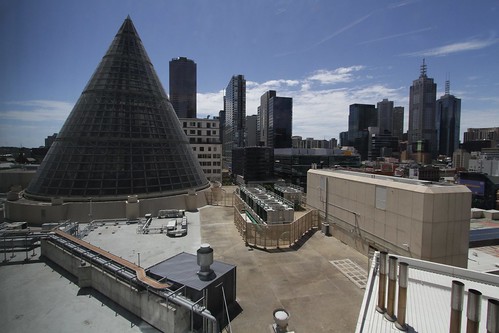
[436,80,461,157]
[269,96,293,148]
[223,75,246,170]
[348,103,377,160]
[392,106,404,140]
[408,60,437,158]
[169,57,197,118]
[377,99,394,135]
[257,90,276,146]
[258,90,292,149]
[246,115,258,147]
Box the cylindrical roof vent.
[376,251,388,314]
[273,308,290,332]
[466,289,482,333]
[487,298,499,333]
[450,280,465,333]
[395,262,409,331]
[197,243,215,281]
[384,255,397,322]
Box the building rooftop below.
[2,205,368,333]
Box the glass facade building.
[348,104,377,160]
[436,92,461,157]
[223,75,246,171]
[408,61,437,158]
[25,17,209,201]
[376,99,394,135]
[169,57,197,119]
[269,96,293,149]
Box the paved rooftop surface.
[1,205,368,332]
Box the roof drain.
[395,262,409,331]
[384,255,397,322]
[376,251,388,314]
[450,280,465,333]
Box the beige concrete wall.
[307,170,471,268]
[5,188,211,225]
[41,240,190,332]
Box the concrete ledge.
[483,210,499,220]
[471,208,485,219]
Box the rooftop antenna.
[445,73,450,95]
[420,58,427,77]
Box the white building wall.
[180,118,223,182]
[468,157,499,176]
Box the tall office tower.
[377,99,394,135]
[246,115,258,147]
[257,90,276,146]
[269,95,293,148]
[408,60,437,158]
[223,75,246,170]
[339,131,349,147]
[169,57,197,118]
[392,106,404,140]
[218,110,225,148]
[436,80,461,157]
[348,104,377,160]
[25,17,208,201]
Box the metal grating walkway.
[330,259,368,289]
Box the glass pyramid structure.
[25,17,209,201]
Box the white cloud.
[358,27,432,45]
[197,65,409,140]
[306,66,364,85]
[197,90,224,118]
[403,38,499,57]
[314,12,374,47]
[0,100,73,122]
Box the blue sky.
[1,0,498,148]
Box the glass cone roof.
[25,17,209,201]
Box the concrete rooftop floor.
[0,205,368,333]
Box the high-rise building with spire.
[24,16,209,203]
[408,59,437,159]
[169,57,197,118]
[436,80,461,157]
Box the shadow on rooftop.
[42,256,160,332]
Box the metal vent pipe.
[395,262,409,331]
[384,255,397,322]
[376,251,388,313]
[487,298,499,333]
[450,280,465,333]
[466,289,482,333]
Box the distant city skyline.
[1,0,498,148]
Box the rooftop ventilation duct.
[197,244,215,281]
